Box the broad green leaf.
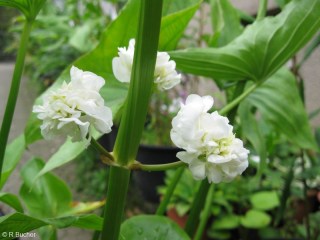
[212,215,240,230]
[209,0,243,47]
[245,68,317,150]
[0,213,47,239]
[25,0,199,177]
[19,158,72,218]
[120,215,190,240]
[238,102,267,174]
[170,0,320,82]
[0,135,25,189]
[240,210,271,229]
[250,191,280,211]
[0,192,24,212]
[0,0,46,20]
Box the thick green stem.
[0,20,33,182]
[156,167,185,215]
[101,167,130,240]
[256,0,268,21]
[100,1,163,239]
[194,185,214,240]
[113,0,163,166]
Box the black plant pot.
[134,144,180,203]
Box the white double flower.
[112,39,181,91]
[170,94,249,183]
[33,66,113,144]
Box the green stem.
[194,185,214,240]
[156,167,185,215]
[90,138,114,161]
[113,0,163,166]
[227,81,246,123]
[101,167,130,240]
[0,20,33,182]
[256,0,268,21]
[131,160,185,171]
[185,180,210,237]
[100,1,163,239]
[219,82,259,116]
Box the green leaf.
[162,0,200,16]
[250,191,280,211]
[0,212,103,239]
[0,0,46,21]
[120,215,190,240]
[19,158,72,218]
[212,215,240,230]
[245,68,317,150]
[170,0,320,82]
[43,214,103,230]
[159,1,201,51]
[0,192,24,212]
[70,214,103,231]
[0,135,25,189]
[240,210,271,229]
[239,102,267,174]
[209,0,243,47]
[0,213,47,239]
[34,137,93,179]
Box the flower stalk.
[130,160,185,171]
[194,185,215,240]
[0,20,33,182]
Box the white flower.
[112,39,181,91]
[33,66,113,144]
[112,39,135,83]
[170,94,249,183]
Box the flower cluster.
[33,66,113,144]
[170,94,249,183]
[112,39,181,91]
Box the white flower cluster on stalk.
[170,94,249,183]
[33,66,113,145]
[112,39,181,91]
